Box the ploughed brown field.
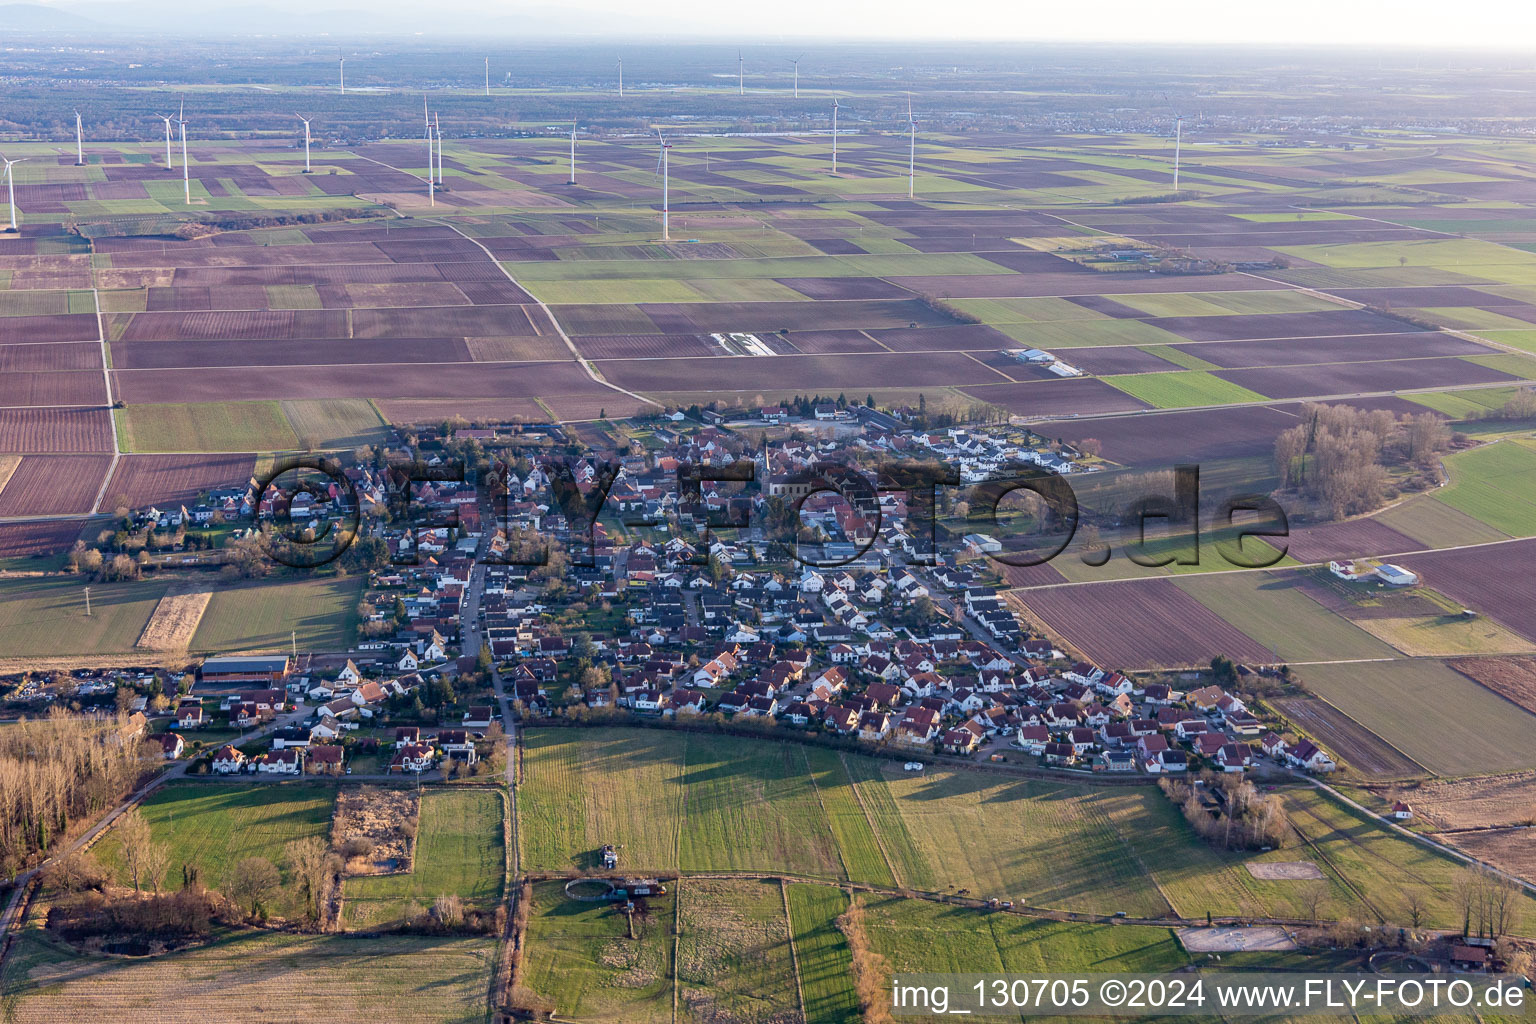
[1014,577,1275,668]
[104,454,257,510]
[1401,540,1536,643]
[0,408,115,454]
[1446,655,1536,716]
[1269,694,1424,778]
[0,455,110,516]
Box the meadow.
[93,783,334,917]
[115,401,300,453]
[0,576,168,657]
[191,576,363,653]
[343,789,506,929]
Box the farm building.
[199,655,291,688]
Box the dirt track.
[135,584,212,650]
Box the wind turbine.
[737,50,744,95]
[906,92,917,200]
[296,115,313,173]
[617,57,624,97]
[158,114,174,168]
[655,129,671,241]
[831,98,839,175]
[338,57,345,94]
[1,155,21,232]
[484,57,490,97]
[568,123,578,186]
[786,54,803,98]
[176,101,190,204]
[73,110,84,166]
[1173,114,1184,192]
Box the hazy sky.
[49,0,1536,49]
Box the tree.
[226,856,281,919]
[1402,888,1426,930]
[285,836,336,924]
[1294,879,1328,924]
[476,643,493,674]
[117,807,166,894]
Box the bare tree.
[226,856,281,919]
[285,836,337,924]
[1402,888,1426,931]
[116,807,163,895]
[1293,879,1328,924]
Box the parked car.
[904,761,924,772]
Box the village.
[9,402,1344,789]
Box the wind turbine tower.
[484,57,490,96]
[159,114,173,168]
[738,50,744,95]
[177,102,190,204]
[831,98,839,175]
[1173,114,1184,192]
[656,130,671,241]
[1,156,20,232]
[617,58,624,97]
[906,93,917,200]
[787,54,803,98]
[568,124,578,185]
[297,115,313,173]
[73,110,84,166]
[338,57,345,94]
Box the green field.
[1376,493,1511,547]
[116,401,299,453]
[519,879,674,1023]
[192,576,363,653]
[0,576,168,657]
[0,928,496,1024]
[519,729,1514,930]
[1110,290,1347,317]
[1175,571,1398,662]
[94,783,333,917]
[280,398,389,449]
[1106,371,1268,409]
[1431,440,1536,536]
[344,789,506,929]
[1297,659,1536,775]
[785,884,860,1024]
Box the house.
[1391,801,1414,821]
[391,742,435,773]
[174,704,205,729]
[463,706,494,728]
[157,733,185,759]
[1215,743,1251,772]
[1157,749,1189,773]
[1287,739,1336,773]
[437,729,478,763]
[666,688,707,716]
[1102,750,1136,772]
[254,748,303,775]
[200,655,290,687]
[308,744,345,774]
[395,726,422,747]
[941,725,984,755]
[1450,945,1489,971]
[857,711,892,742]
[1043,741,1075,766]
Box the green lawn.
[1106,371,1268,409]
[344,789,506,929]
[1110,290,1346,318]
[192,576,362,653]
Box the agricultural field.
[1106,370,1268,409]
[0,928,497,1024]
[784,884,860,1024]
[190,575,363,653]
[1174,571,1398,662]
[0,575,168,658]
[343,789,506,929]
[1296,660,1536,775]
